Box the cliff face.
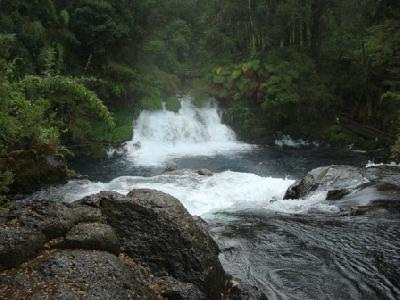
[0,190,229,300]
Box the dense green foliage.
[204,0,400,152]
[0,0,399,199]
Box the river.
[30,98,400,299]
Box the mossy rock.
[165,96,181,112]
[322,125,353,145]
[3,149,70,194]
[141,95,163,111]
[92,109,134,146]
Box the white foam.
[35,97,341,217]
[34,171,341,216]
[275,134,319,149]
[366,160,400,168]
[125,98,254,166]
[266,191,340,214]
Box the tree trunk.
[310,0,325,64]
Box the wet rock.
[0,191,229,299]
[132,141,141,149]
[193,216,211,233]
[284,165,365,199]
[0,250,160,300]
[0,226,45,269]
[363,165,400,186]
[0,207,10,224]
[1,148,70,194]
[344,182,400,204]
[8,201,77,239]
[163,164,178,173]
[350,200,400,216]
[0,201,104,270]
[285,164,400,214]
[156,276,207,300]
[375,182,400,192]
[226,281,268,300]
[77,193,103,208]
[196,169,213,176]
[57,223,120,254]
[32,283,80,300]
[106,144,128,158]
[326,189,351,200]
[70,204,102,223]
[100,189,227,299]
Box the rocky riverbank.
[0,190,237,299]
[2,164,399,299]
[284,164,400,215]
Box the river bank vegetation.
[0,0,399,200]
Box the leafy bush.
[141,95,163,111]
[322,125,353,146]
[0,170,13,207]
[165,96,181,112]
[391,137,400,160]
[189,79,211,107]
[210,51,333,135]
[92,109,134,144]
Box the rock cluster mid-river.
[30,98,400,299]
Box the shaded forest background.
[0,0,399,200]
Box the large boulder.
[0,147,71,195]
[0,190,228,299]
[155,276,207,300]
[0,226,45,270]
[362,165,400,185]
[0,201,103,270]
[0,250,160,299]
[284,165,366,200]
[11,201,77,238]
[100,189,227,300]
[284,164,400,214]
[55,222,120,254]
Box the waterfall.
[125,97,253,166]
[29,96,337,216]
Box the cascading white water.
[37,170,341,216]
[31,96,341,216]
[124,98,253,166]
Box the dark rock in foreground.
[56,222,120,254]
[101,189,227,300]
[1,250,159,299]
[155,276,207,299]
[0,189,231,299]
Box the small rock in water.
[163,164,178,173]
[327,189,351,200]
[132,141,141,149]
[196,169,213,176]
[284,165,365,200]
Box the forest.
[0,0,399,200]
